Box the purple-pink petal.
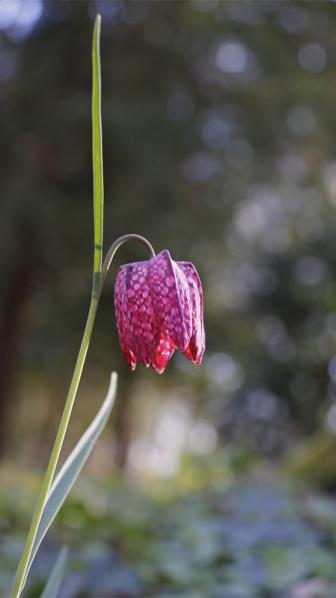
[148,250,192,353]
[114,262,160,368]
[178,261,205,364]
[114,265,137,369]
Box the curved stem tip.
[99,234,155,294]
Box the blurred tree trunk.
[0,224,39,458]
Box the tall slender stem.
[11,295,99,598]
[92,14,104,297]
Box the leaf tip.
[95,13,102,29]
[110,371,118,389]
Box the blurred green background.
[2,0,336,595]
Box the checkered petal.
[114,262,160,368]
[148,250,192,353]
[177,261,205,364]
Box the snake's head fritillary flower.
[114,249,205,373]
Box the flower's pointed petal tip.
[184,346,205,365]
[123,357,137,371]
[123,349,137,371]
[151,337,175,374]
[187,348,204,365]
[151,364,165,374]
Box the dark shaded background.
[2,1,336,595]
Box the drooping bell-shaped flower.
[114,249,205,373]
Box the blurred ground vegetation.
[3,458,336,597]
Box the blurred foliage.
[2,463,336,597]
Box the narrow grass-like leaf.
[23,373,117,583]
[40,546,68,598]
[92,14,104,292]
